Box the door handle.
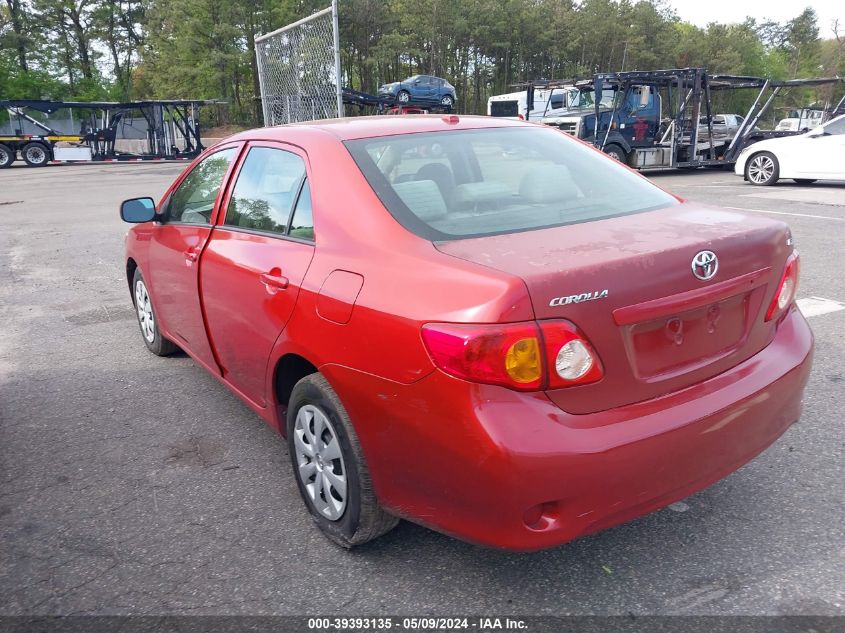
[183,249,199,263]
[260,271,289,290]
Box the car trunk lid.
[435,204,793,414]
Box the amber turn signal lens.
[504,337,541,384]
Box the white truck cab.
[776,108,825,132]
[487,87,578,120]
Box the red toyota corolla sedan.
[121,115,813,551]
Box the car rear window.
[344,126,678,241]
[490,101,519,117]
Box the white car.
[735,113,845,185]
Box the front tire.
[793,179,817,185]
[132,268,178,356]
[22,142,50,167]
[396,89,410,105]
[287,373,398,548]
[745,151,779,186]
[603,144,627,163]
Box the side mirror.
[120,197,157,223]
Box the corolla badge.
[549,289,609,307]
[692,250,718,281]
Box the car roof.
[226,115,529,143]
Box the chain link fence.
[255,2,343,126]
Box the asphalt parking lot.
[1,161,843,616]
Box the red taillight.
[518,114,525,120]
[421,320,602,391]
[765,251,799,322]
[421,322,542,391]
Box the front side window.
[167,148,236,224]
[224,147,306,235]
[345,127,678,241]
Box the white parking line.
[796,296,845,318]
[725,206,845,221]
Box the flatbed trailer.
[0,99,218,168]
[527,68,845,170]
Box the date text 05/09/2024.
[306,617,528,631]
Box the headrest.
[392,180,448,221]
[519,164,580,203]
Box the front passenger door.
[414,77,435,103]
[148,146,239,371]
[802,117,845,178]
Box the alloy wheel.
[747,154,775,184]
[135,280,155,343]
[293,404,348,521]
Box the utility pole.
[621,24,635,72]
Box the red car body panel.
[125,115,813,550]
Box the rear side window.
[289,180,314,240]
[345,127,677,241]
[224,147,306,235]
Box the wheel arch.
[126,258,138,301]
[744,149,780,185]
[274,352,319,432]
[602,132,631,154]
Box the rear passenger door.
[199,143,316,407]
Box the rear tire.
[603,144,627,163]
[22,142,50,167]
[745,151,779,186]
[132,268,178,356]
[0,144,14,168]
[793,179,817,185]
[440,94,454,109]
[287,373,398,548]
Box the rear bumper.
[323,307,813,550]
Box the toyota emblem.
[692,250,718,281]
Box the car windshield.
[344,126,678,241]
[569,88,616,110]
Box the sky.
[667,0,843,37]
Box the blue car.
[378,75,457,109]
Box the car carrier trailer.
[0,99,217,168]
[527,68,845,170]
